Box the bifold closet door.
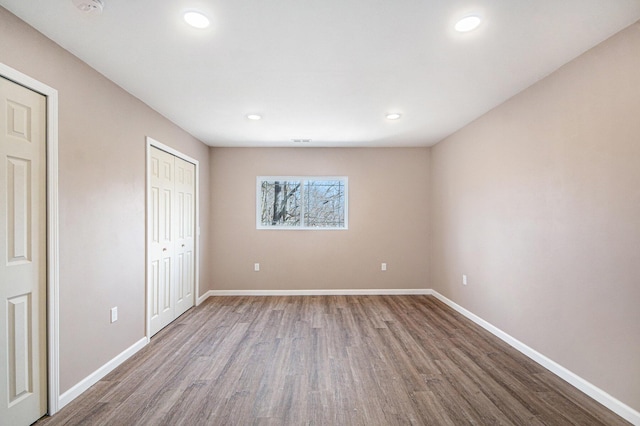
[0,76,47,424]
[149,146,195,337]
[174,157,195,318]
[149,147,176,336]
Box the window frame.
[256,176,349,230]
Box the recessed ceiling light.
[455,15,482,33]
[386,113,402,120]
[183,11,210,29]
[246,114,262,120]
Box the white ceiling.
[2,0,640,147]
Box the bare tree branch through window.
[257,177,348,229]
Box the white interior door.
[148,146,195,337]
[0,77,47,424]
[174,157,195,318]
[149,147,176,336]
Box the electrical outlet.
[462,274,468,285]
[254,263,260,272]
[110,307,118,323]
[381,263,387,271]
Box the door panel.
[0,76,47,425]
[8,294,31,403]
[150,259,160,318]
[7,157,31,263]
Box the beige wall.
[0,7,211,393]
[209,147,430,291]
[430,22,640,410]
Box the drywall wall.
[209,147,430,291]
[0,7,211,393]
[430,21,640,411]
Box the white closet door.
[174,157,195,318]
[148,146,195,337]
[149,147,176,336]
[0,77,47,424]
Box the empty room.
[1,0,639,425]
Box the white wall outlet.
[381,263,387,271]
[462,274,468,285]
[110,307,118,323]
[254,263,260,272]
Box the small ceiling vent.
[72,0,104,14]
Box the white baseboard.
[58,337,147,410]
[430,290,640,425]
[196,290,213,305]
[201,288,431,298]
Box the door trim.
[145,137,200,340]
[0,63,60,415]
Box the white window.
[257,176,348,230]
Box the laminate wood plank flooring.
[35,295,630,425]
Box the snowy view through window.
[257,177,347,229]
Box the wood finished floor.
[36,295,630,425]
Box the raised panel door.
[149,147,176,336]
[174,157,195,318]
[0,76,47,424]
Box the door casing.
[0,63,60,415]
